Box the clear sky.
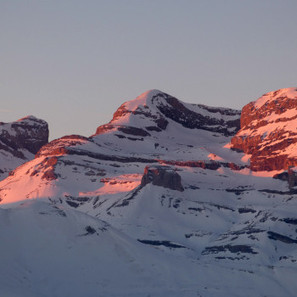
[1,0,297,140]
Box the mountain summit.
[231,87,297,170]
[96,89,240,137]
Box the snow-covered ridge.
[2,89,297,296]
[96,89,241,137]
[0,89,242,205]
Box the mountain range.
[1,88,297,297]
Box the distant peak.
[122,89,167,112]
[266,87,297,97]
[134,89,164,102]
[254,87,297,109]
[17,115,38,122]
[142,89,164,97]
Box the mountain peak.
[17,115,38,122]
[253,87,297,109]
[119,89,166,112]
[231,87,297,171]
[95,89,240,137]
[136,89,164,100]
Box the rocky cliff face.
[141,165,184,191]
[0,116,49,179]
[231,88,297,171]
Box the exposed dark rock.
[110,186,143,208]
[279,218,297,225]
[273,171,289,181]
[188,207,204,212]
[160,160,246,171]
[117,126,150,137]
[141,165,184,191]
[258,189,296,195]
[39,157,59,180]
[202,244,257,255]
[267,231,297,244]
[238,208,257,214]
[274,168,297,189]
[85,226,96,235]
[42,170,57,181]
[115,134,126,139]
[226,188,249,195]
[155,118,169,130]
[66,200,79,208]
[64,195,92,209]
[137,239,186,249]
[155,94,240,136]
[145,126,162,132]
[288,167,297,188]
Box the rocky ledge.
[141,165,184,191]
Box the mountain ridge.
[96,89,241,137]
[1,88,297,297]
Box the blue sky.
[1,0,297,140]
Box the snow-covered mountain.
[0,115,49,180]
[1,89,297,297]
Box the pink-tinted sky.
[1,0,297,140]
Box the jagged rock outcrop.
[141,165,184,191]
[231,88,297,171]
[156,93,241,136]
[0,116,49,179]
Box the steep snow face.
[231,87,297,170]
[0,116,49,180]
